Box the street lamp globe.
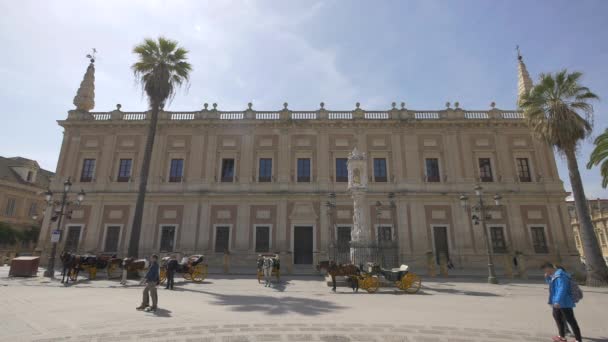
[474,185,482,196]
[64,178,72,192]
[45,189,53,203]
[77,189,86,203]
[459,194,468,207]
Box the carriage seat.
[390,265,409,273]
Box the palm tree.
[521,70,608,286]
[128,37,192,258]
[587,128,608,188]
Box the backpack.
[570,280,583,303]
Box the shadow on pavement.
[422,286,501,297]
[175,288,345,315]
[149,308,172,317]
[586,338,608,342]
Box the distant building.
[567,199,608,264]
[0,156,54,233]
[35,54,583,273]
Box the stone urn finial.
[445,101,451,109]
[454,101,460,109]
[116,104,122,111]
[204,103,209,110]
[247,102,253,110]
[401,102,406,109]
[212,103,217,110]
[283,102,288,110]
[320,102,325,109]
[355,102,360,109]
[490,101,496,108]
[391,102,396,109]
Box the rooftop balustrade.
[72,104,526,123]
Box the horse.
[261,257,274,287]
[59,251,77,284]
[317,260,361,292]
[119,257,149,285]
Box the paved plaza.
[1,266,607,342]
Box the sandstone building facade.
[36,57,581,272]
[0,156,52,230]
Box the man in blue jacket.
[137,255,159,312]
[542,262,582,342]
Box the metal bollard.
[223,252,230,274]
[439,252,448,277]
[426,252,436,277]
[503,254,513,278]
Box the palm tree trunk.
[128,104,160,258]
[565,147,608,286]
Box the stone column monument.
[347,147,372,266]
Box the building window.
[80,159,96,182]
[489,226,507,253]
[297,158,311,183]
[373,158,387,182]
[169,159,184,183]
[4,198,16,216]
[377,226,392,242]
[104,226,121,252]
[335,158,348,182]
[425,158,440,182]
[531,226,549,254]
[255,226,270,253]
[64,226,81,252]
[478,158,493,182]
[598,231,607,247]
[258,158,272,182]
[336,226,351,251]
[221,159,235,182]
[26,171,33,182]
[28,202,38,217]
[215,226,230,253]
[159,225,176,252]
[516,158,532,182]
[117,159,132,182]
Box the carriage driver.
[165,254,179,290]
[136,254,160,312]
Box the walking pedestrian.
[137,254,159,312]
[541,262,582,342]
[165,254,178,290]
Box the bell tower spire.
[516,46,533,107]
[73,49,96,112]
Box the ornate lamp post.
[459,185,502,284]
[43,178,86,278]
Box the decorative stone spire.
[73,50,96,112]
[517,46,533,107]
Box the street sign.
[51,230,60,243]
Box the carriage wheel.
[88,267,97,280]
[402,273,422,294]
[107,264,117,279]
[363,276,379,293]
[159,268,167,284]
[183,272,192,280]
[192,265,208,282]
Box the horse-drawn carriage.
[256,253,280,284]
[318,261,422,294]
[60,252,121,282]
[159,254,208,283]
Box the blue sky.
[0,0,607,198]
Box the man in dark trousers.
[165,254,179,290]
[136,255,159,312]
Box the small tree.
[0,222,19,245]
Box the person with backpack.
[541,262,583,342]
